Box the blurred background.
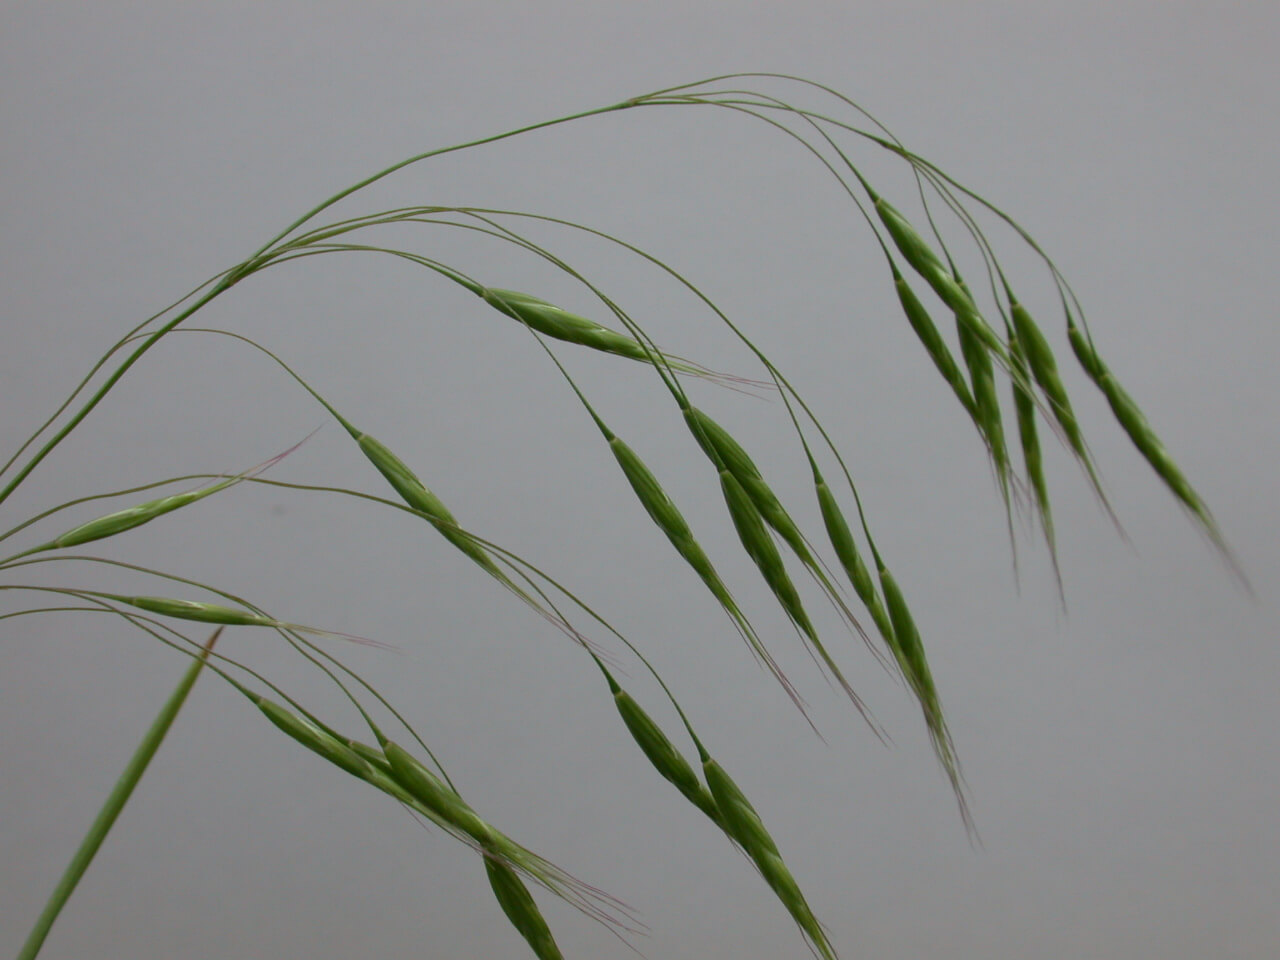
[2,3,1277,958]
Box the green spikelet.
[609,437,748,627]
[1008,331,1055,550]
[109,595,281,628]
[1068,317,1220,535]
[355,432,502,576]
[875,558,973,833]
[684,406,874,661]
[484,856,565,960]
[1008,295,1086,459]
[253,696,378,783]
[684,407,812,560]
[482,287,699,375]
[869,190,1002,354]
[603,429,791,688]
[48,480,234,550]
[718,470,813,640]
[484,287,649,358]
[718,470,874,724]
[703,757,837,960]
[382,740,497,846]
[891,264,976,418]
[598,664,723,826]
[952,309,1008,493]
[813,475,894,645]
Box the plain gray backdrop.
[2,3,1277,959]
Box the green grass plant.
[2,73,1240,958]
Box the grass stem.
[16,629,220,960]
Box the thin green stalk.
[0,104,636,511]
[17,628,220,960]
[0,282,231,508]
[245,102,634,260]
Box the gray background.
[2,3,1278,958]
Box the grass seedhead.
[382,739,497,846]
[607,432,794,693]
[683,409,806,556]
[253,695,379,783]
[870,192,1003,352]
[484,855,565,960]
[7,74,1244,960]
[957,317,1011,505]
[870,191,950,288]
[483,286,693,373]
[891,264,976,418]
[355,431,502,576]
[1066,317,1107,382]
[484,287,640,355]
[1008,296,1086,459]
[718,470,809,634]
[1067,316,1243,581]
[814,476,894,646]
[703,757,837,960]
[49,485,225,551]
[1008,331,1057,560]
[686,406,876,660]
[719,470,876,728]
[600,664,723,827]
[108,595,282,628]
[875,559,973,834]
[42,443,301,553]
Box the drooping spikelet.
[484,855,565,960]
[957,313,1011,502]
[381,739,498,846]
[890,263,977,419]
[716,468,874,724]
[702,756,837,960]
[875,557,973,834]
[868,188,1003,354]
[1067,315,1225,545]
[606,430,786,686]
[252,695,379,782]
[1007,293,1086,459]
[1007,329,1055,551]
[596,661,722,827]
[813,473,894,646]
[107,595,283,628]
[684,406,877,667]
[48,480,234,550]
[482,287,698,374]
[355,431,502,576]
